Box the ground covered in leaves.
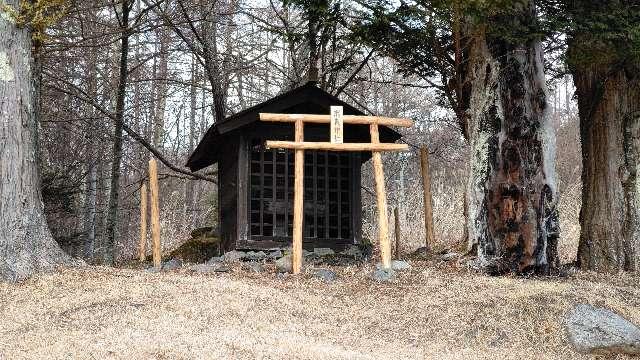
[1,260,639,359]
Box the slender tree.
[104,0,132,264]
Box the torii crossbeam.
[259,108,413,274]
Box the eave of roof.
[186,82,404,172]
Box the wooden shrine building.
[186,82,403,252]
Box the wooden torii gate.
[260,107,413,274]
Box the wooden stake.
[420,147,435,251]
[394,207,401,260]
[149,158,162,269]
[292,119,304,274]
[371,123,391,269]
[139,182,148,262]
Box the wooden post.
[420,146,435,251]
[292,119,304,274]
[139,183,148,262]
[394,207,401,260]
[370,123,391,269]
[149,158,162,269]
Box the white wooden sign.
[330,106,344,144]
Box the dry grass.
[1,261,639,360]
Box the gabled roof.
[187,82,402,172]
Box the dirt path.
[1,263,638,359]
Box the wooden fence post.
[292,119,304,274]
[149,158,162,269]
[371,123,391,269]
[420,147,435,251]
[394,207,401,260]
[139,182,148,262]
[393,207,402,260]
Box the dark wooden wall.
[218,134,239,252]
[231,123,364,251]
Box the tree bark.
[104,1,131,265]
[572,62,640,272]
[306,0,325,82]
[185,55,197,215]
[82,26,100,261]
[153,28,169,149]
[0,2,70,282]
[465,2,559,274]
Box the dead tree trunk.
[0,3,70,281]
[465,2,559,274]
[572,63,640,272]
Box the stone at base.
[376,260,411,271]
[222,250,246,262]
[162,258,182,271]
[371,268,395,282]
[311,268,337,282]
[245,251,267,261]
[206,256,224,264]
[188,263,230,273]
[313,248,335,257]
[566,304,640,355]
[243,261,264,273]
[341,245,363,258]
[275,255,292,273]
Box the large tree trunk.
[465,3,559,274]
[572,64,640,272]
[0,3,70,281]
[104,1,131,265]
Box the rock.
[167,236,220,264]
[441,252,460,262]
[302,249,314,257]
[268,250,283,259]
[341,245,363,258]
[188,263,230,273]
[206,256,224,265]
[243,261,264,273]
[314,248,335,257]
[245,251,267,261]
[412,247,430,258]
[190,226,219,238]
[145,266,161,273]
[275,255,292,273]
[162,258,182,271]
[565,304,640,355]
[311,268,337,282]
[276,272,289,280]
[392,260,411,271]
[223,250,246,262]
[371,268,395,282]
[377,260,411,271]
